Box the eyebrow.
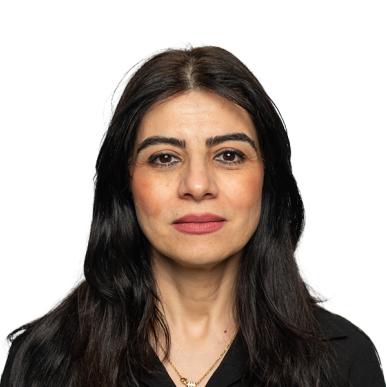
[135,132,258,155]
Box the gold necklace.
[158,329,238,387]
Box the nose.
[177,156,218,201]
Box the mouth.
[172,220,226,235]
[173,212,226,224]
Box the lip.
[173,213,226,224]
[172,221,226,235]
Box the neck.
[151,251,240,342]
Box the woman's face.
[130,90,264,268]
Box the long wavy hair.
[2,45,340,387]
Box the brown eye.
[215,150,246,165]
[148,152,179,168]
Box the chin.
[169,251,232,269]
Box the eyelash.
[147,149,246,168]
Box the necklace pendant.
[180,378,197,387]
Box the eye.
[147,149,246,168]
[215,149,246,165]
[147,152,180,168]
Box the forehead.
[136,90,257,142]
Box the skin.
[129,89,264,385]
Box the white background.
[1,0,385,375]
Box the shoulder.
[313,305,385,386]
[1,317,74,386]
[1,329,29,385]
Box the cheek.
[227,170,264,217]
[131,171,167,219]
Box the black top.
[140,307,385,386]
[1,307,385,386]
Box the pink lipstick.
[172,213,226,235]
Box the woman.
[1,46,384,387]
